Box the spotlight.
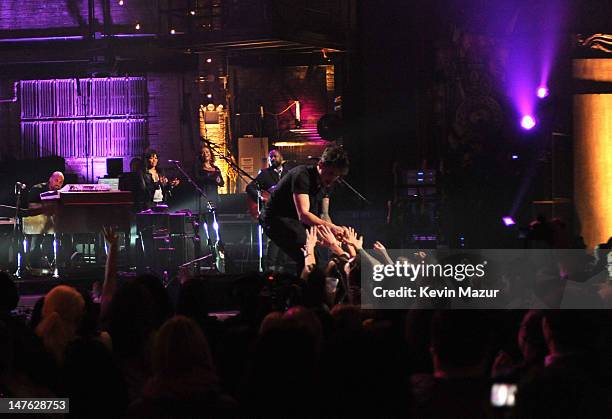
[118,0,124,5]
[206,58,212,63]
[135,22,140,30]
[511,154,519,160]
[206,93,213,99]
[170,29,176,35]
[190,10,196,15]
[502,216,516,227]
[537,86,549,99]
[520,115,536,130]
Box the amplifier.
[136,211,198,234]
[217,213,258,246]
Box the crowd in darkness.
[0,222,611,418]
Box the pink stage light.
[537,86,549,99]
[502,217,516,226]
[520,115,536,130]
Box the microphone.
[15,182,26,190]
[168,159,181,163]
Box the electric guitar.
[246,186,275,220]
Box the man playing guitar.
[246,149,285,219]
[246,149,288,271]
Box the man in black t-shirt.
[262,145,349,272]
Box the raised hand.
[342,227,364,251]
[373,241,386,251]
[304,226,318,255]
[373,240,393,264]
[318,225,344,255]
[318,225,340,248]
[302,226,318,268]
[329,224,346,237]
[102,226,118,247]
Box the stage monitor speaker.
[106,158,124,177]
[237,137,268,192]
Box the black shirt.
[263,165,326,222]
[139,170,164,209]
[27,182,49,205]
[194,164,224,207]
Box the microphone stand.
[13,184,25,277]
[338,178,371,205]
[337,178,370,254]
[204,140,266,272]
[202,140,257,186]
[169,160,221,273]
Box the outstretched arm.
[301,226,318,280]
[373,241,394,265]
[293,193,344,236]
[320,195,332,223]
[101,226,118,317]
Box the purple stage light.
[537,86,549,99]
[520,115,536,130]
[502,217,516,227]
[511,154,519,160]
[0,36,84,43]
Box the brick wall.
[146,72,200,172]
[0,0,157,31]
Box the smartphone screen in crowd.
[491,383,517,407]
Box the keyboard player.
[28,171,65,208]
[26,171,65,270]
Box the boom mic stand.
[13,183,26,277]
[337,178,371,251]
[169,160,221,273]
[338,178,371,205]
